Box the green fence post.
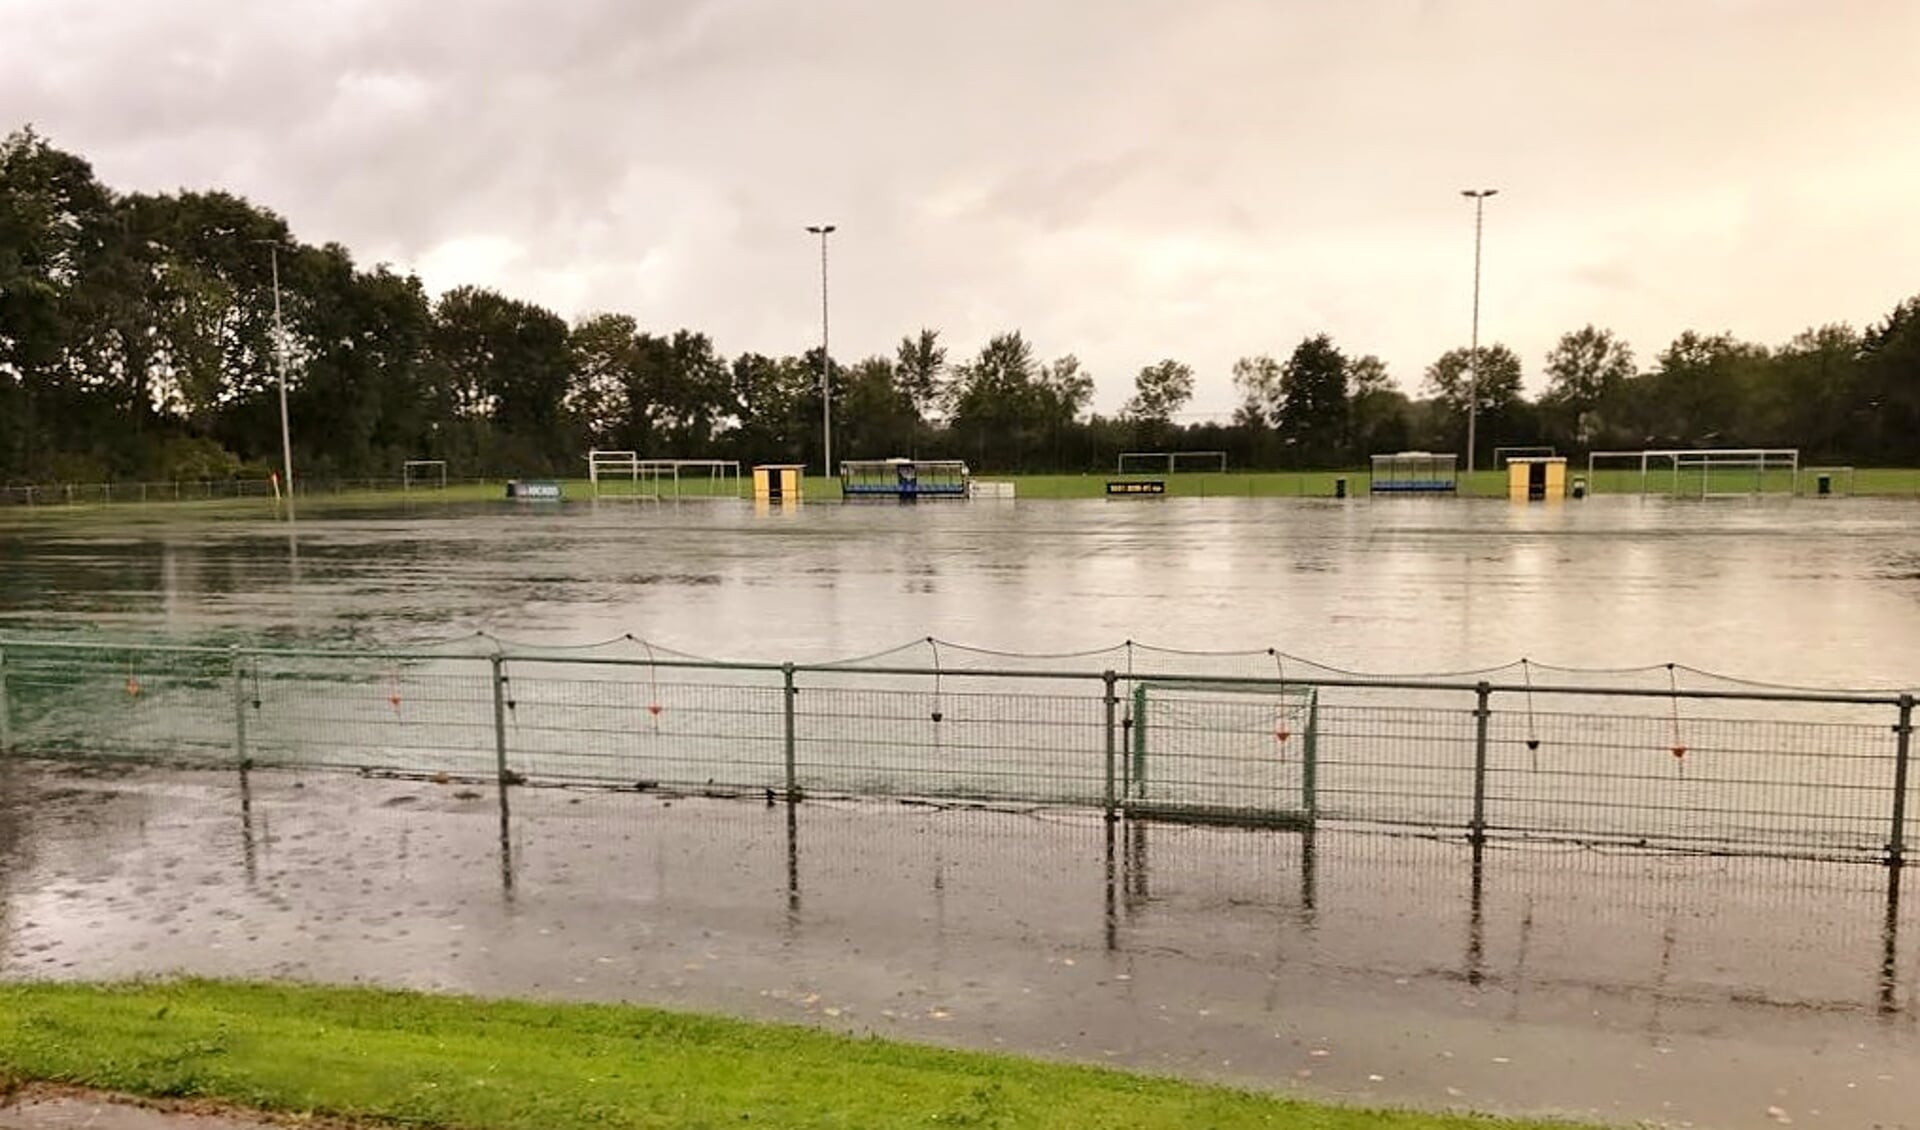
[1131,682,1148,800]
[1470,682,1492,844]
[1891,694,1913,867]
[491,656,510,786]
[0,645,11,755]
[231,646,249,767]
[782,663,798,801]
[1102,671,1118,820]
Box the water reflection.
[7,497,1920,683]
[3,764,1917,1126]
[0,766,1912,1025]
[1885,861,1905,1015]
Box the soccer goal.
[402,460,447,491]
[1493,445,1557,467]
[587,449,642,496]
[1586,448,1800,497]
[1799,466,1855,497]
[1116,450,1229,475]
[1124,680,1318,830]
[588,450,743,499]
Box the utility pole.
[264,242,296,522]
[805,224,836,477]
[1460,188,1497,477]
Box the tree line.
[4,127,1918,484]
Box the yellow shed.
[1507,457,1567,501]
[752,464,805,502]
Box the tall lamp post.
[1460,188,1497,477]
[805,224,836,478]
[259,241,297,522]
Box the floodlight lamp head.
[806,224,837,234]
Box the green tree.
[1278,334,1348,466]
[948,332,1049,470]
[428,286,573,472]
[1035,353,1094,467]
[1627,331,1768,447]
[1346,354,1409,460]
[1122,359,1195,426]
[1038,354,1093,418]
[893,328,946,454]
[654,330,731,452]
[0,127,117,476]
[841,356,919,459]
[727,352,812,465]
[1857,296,1920,463]
[564,313,638,449]
[1423,344,1525,461]
[1540,326,1635,449]
[1766,324,1859,458]
[278,247,435,478]
[1230,355,1282,429]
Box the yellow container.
[1507,457,1567,501]
[752,465,805,502]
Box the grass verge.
[0,979,1600,1129]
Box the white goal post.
[402,460,447,490]
[587,450,743,499]
[1585,448,1800,497]
[1493,445,1557,467]
[1116,450,1229,475]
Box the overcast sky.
[5,0,1917,416]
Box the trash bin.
[1570,476,1587,500]
[1334,477,1348,499]
[1817,473,1831,496]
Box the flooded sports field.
[3,494,1920,683]
[5,494,1920,1128]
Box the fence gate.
[1125,681,1317,829]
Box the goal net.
[1125,680,1317,828]
[1493,446,1557,467]
[1799,466,1854,496]
[1586,448,1800,497]
[1116,450,1228,475]
[588,451,743,499]
[402,460,447,490]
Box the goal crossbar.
[1587,448,1800,496]
[401,459,447,490]
[1116,450,1228,475]
[587,450,742,499]
[1493,445,1557,467]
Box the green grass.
[6,465,1920,524]
[0,979,1599,1129]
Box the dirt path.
[0,1088,303,1129]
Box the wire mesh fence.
[0,635,1912,865]
[0,476,498,507]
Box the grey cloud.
[4,0,1918,411]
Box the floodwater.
[6,495,1920,1129]
[3,494,1920,686]
[1,762,1915,1130]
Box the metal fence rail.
[0,636,1911,865]
[0,477,499,507]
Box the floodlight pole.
[1460,188,1497,477]
[806,224,836,478]
[264,242,296,522]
